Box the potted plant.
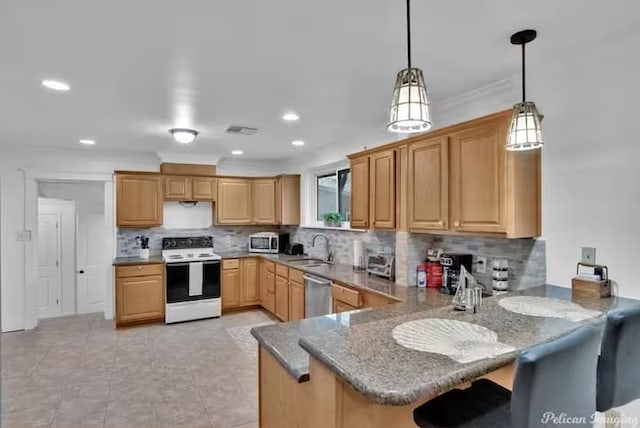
[322,212,343,228]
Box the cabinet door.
[275,175,300,225]
[332,299,357,314]
[222,268,241,309]
[450,120,506,233]
[258,259,267,304]
[241,258,259,305]
[192,177,217,201]
[252,179,276,224]
[164,176,192,200]
[116,174,163,227]
[264,270,276,315]
[349,156,369,229]
[288,280,305,321]
[369,150,396,229]
[116,274,164,324]
[217,178,252,224]
[407,136,449,230]
[275,275,289,321]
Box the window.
[316,167,351,222]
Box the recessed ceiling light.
[42,80,70,91]
[231,150,244,156]
[79,139,96,145]
[291,140,305,147]
[282,112,300,121]
[169,128,198,144]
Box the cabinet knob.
[137,266,143,270]
[454,221,460,228]
[438,220,444,226]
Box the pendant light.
[506,29,543,151]
[387,0,432,134]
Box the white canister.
[139,248,150,259]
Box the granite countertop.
[296,286,640,405]
[252,287,453,382]
[112,255,164,265]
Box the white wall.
[39,182,105,215]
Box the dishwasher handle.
[303,275,331,285]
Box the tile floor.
[1,310,276,428]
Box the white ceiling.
[1,1,636,161]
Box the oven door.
[166,261,221,304]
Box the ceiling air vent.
[225,125,258,135]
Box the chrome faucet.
[312,234,333,262]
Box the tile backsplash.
[117,226,278,257]
[403,233,546,290]
[283,227,395,265]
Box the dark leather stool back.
[597,306,640,411]
[511,325,600,428]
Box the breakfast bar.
[252,285,639,428]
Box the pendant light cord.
[406,0,412,69]
[521,42,526,102]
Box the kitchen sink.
[287,259,333,267]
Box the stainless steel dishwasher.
[304,274,332,317]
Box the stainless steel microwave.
[249,232,288,253]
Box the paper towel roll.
[353,240,365,269]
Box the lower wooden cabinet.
[264,264,276,314]
[330,282,398,314]
[222,265,241,310]
[241,258,259,305]
[288,269,305,322]
[115,263,164,327]
[275,274,289,322]
[333,300,358,313]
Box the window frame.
[314,167,350,223]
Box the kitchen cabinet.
[164,176,192,200]
[192,177,217,201]
[369,149,396,229]
[264,269,276,315]
[330,282,399,314]
[217,178,253,224]
[275,175,301,225]
[116,173,163,227]
[275,269,289,322]
[349,156,369,229]
[115,263,164,327]
[288,269,305,321]
[253,179,277,224]
[222,260,241,309]
[407,136,449,231]
[241,258,259,305]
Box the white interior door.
[76,215,107,314]
[36,212,60,318]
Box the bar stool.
[413,325,601,428]
[597,306,640,411]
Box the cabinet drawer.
[223,259,240,270]
[266,261,275,273]
[276,263,289,278]
[331,284,363,308]
[116,263,164,278]
[289,268,304,284]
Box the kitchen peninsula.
[252,285,639,428]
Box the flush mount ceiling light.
[282,112,300,121]
[291,140,305,147]
[387,0,432,134]
[79,139,95,145]
[231,150,244,155]
[169,128,198,144]
[42,79,70,91]
[506,29,544,151]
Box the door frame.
[24,171,114,330]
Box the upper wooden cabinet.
[275,175,300,225]
[116,173,163,227]
[192,177,217,201]
[450,119,506,234]
[369,149,396,229]
[349,156,370,229]
[407,136,449,231]
[217,178,253,225]
[164,176,192,200]
[253,179,277,224]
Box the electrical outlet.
[225,236,232,245]
[475,256,487,274]
[581,247,596,264]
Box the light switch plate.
[16,230,32,242]
[581,247,596,264]
[475,256,487,274]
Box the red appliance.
[426,261,443,288]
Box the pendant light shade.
[506,29,543,151]
[387,0,432,134]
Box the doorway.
[36,198,75,318]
